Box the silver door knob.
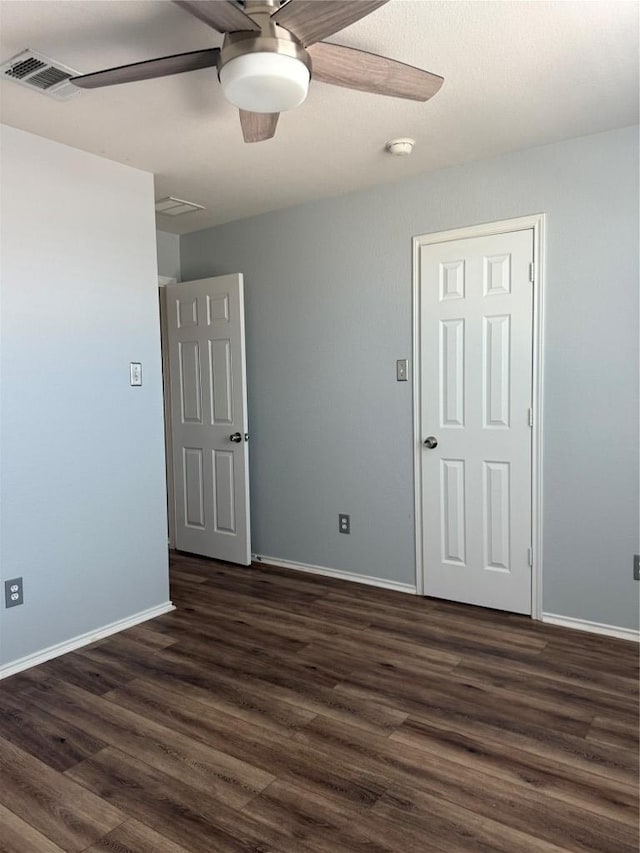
[424,436,438,449]
[230,432,242,443]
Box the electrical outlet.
[339,514,351,534]
[4,577,23,608]
[396,359,408,381]
[634,555,640,581]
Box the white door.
[418,229,534,614]
[166,274,251,565]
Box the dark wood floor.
[0,553,638,852]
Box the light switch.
[396,359,409,381]
[130,362,142,386]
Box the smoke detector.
[0,49,82,100]
[385,138,415,156]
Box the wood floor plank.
[169,567,210,584]
[172,568,323,608]
[247,765,571,853]
[84,817,192,852]
[157,605,312,656]
[0,551,636,853]
[294,641,454,682]
[19,647,143,696]
[242,778,436,853]
[295,631,461,673]
[293,714,638,852]
[160,639,408,735]
[372,786,584,853]
[0,737,124,852]
[171,591,365,639]
[395,661,595,734]
[108,670,317,738]
[453,659,639,723]
[336,676,638,788]
[66,746,318,853]
[587,715,640,751]
[20,678,275,810]
[173,589,367,645]
[313,600,547,661]
[118,624,179,650]
[388,712,638,826]
[0,689,106,772]
[338,664,594,738]
[101,676,389,811]
[459,644,637,698]
[0,801,66,853]
[325,590,550,653]
[411,599,553,645]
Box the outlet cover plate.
[339,514,351,534]
[5,577,23,608]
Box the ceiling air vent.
[155,197,206,217]
[0,49,82,100]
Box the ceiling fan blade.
[239,110,279,143]
[308,42,444,101]
[173,0,259,33]
[272,0,388,47]
[71,48,220,89]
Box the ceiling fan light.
[219,52,309,113]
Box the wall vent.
[0,49,82,100]
[155,197,206,216]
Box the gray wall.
[181,126,639,630]
[0,125,170,667]
[156,230,181,281]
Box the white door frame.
[412,214,546,619]
[158,276,177,549]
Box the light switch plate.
[130,362,142,386]
[396,359,408,381]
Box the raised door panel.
[439,260,465,301]
[178,341,202,424]
[483,315,511,429]
[440,459,466,565]
[176,297,198,328]
[183,447,205,529]
[483,461,511,572]
[439,319,465,428]
[208,339,233,425]
[213,450,236,534]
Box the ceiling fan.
[71,0,444,143]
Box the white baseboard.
[253,554,417,595]
[0,601,175,681]
[542,612,639,643]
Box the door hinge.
[527,407,533,427]
[529,262,535,284]
[527,547,533,567]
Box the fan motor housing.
[218,28,311,76]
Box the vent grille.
[5,56,46,79]
[0,49,82,100]
[29,66,72,90]
[155,197,206,217]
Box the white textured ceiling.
[1,0,638,233]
